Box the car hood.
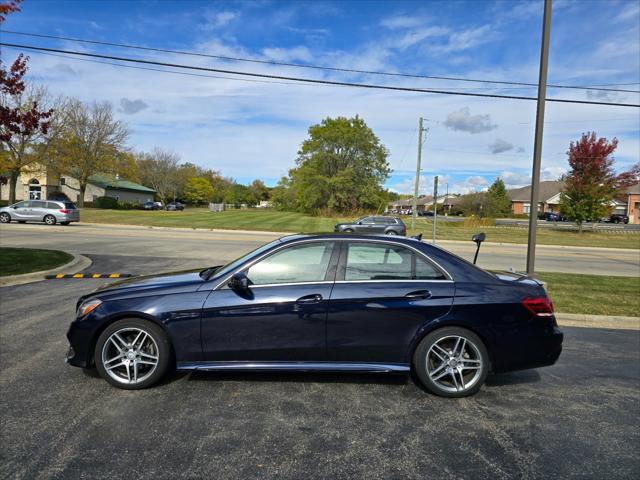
[334,223,354,228]
[94,269,206,295]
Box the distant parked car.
[0,200,79,225]
[605,213,629,224]
[420,211,434,217]
[334,216,406,236]
[542,212,566,222]
[167,202,185,211]
[142,201,161,211]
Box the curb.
[0,253,92,287]
[556,313,640,330]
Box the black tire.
[44,214,56,225]
[343,228,354,233]
[18,221,26,224]
[95,318,171,390]
[0,212,11,223]
[60,221,70,225]
[385,230,398,235]
[413,326,490,398]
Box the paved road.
[1,253,638,479]
[1,222,639,276]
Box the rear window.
[64,202,77,209]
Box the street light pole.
[526,0,553,275]
[411,117,424,230]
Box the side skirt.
[176,361,410,373]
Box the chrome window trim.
[334,279,454,284]
[213,236,453,290]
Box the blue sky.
[2,0,639,194]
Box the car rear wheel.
[413,327,489,397]
[386,230,398,235]
[0,212,10,223]
[60,221,70,225]
[343,228,354,233]
[95,318,171,389]
[44,214,56,225]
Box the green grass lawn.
[539,272,640,317]
[0,247,74,276]
[79,208,640,250]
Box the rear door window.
[344,242,446,281]
[30,201,47,208]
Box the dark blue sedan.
[66,234,563,397]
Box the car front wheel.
[0,212,10,223]
[95,318,171,389]
[413,327,489,397]
[386,230,398,235]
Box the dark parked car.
[542,212,566,222]
[167,202,185,211]
[142,201,161,211]
[334,216,406,235]
[605,213,629,224]
[66,234,563,397]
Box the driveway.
[1,253,638,479]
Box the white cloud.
[444,107,498,134]
[380,15,426,29]
[120,98,149,115]
[489,139,514,154]
[202,10,237,30]
[262,46,313,63]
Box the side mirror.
[229,272,250,290]
[357,221,362,225]
[472,232,486,245]
[471,232,486,265]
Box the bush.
[0,200,8,207]
[463,216,496,228]
[93,196,119,209]
[118,201,138,210]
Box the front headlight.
[77,298,102,318]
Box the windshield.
[207,238,283,280]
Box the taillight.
[59,209,71,214]
[522,296,554,317]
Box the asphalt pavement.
[1,253,639,479]
[1,222,639,276]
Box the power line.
[2,30,639,94]
[2,42,639,108]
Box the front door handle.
[405,290,432,299]
[296,294,323,304]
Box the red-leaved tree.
[1,0,56,203]
[559,132,640,232]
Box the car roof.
[278,233,421,245]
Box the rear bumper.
[489,322,564,374]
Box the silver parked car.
[0,200,80,225]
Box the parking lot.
[1,253,638,479]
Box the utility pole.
[526,0,552,275]
[411,117,426,230]
[432,176,438,244]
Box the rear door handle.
[405,290,432,299]
[296,294,323,304]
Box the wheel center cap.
[448,358,459,368]
[126,351,136,360]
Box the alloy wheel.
[0,213,9,223]
[44,215,56,225]
[101,327,159,385]
[426,335,483,393]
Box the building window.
[60,177,66,186]
[523,203,531,214]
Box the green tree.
[559,132,639,233]
[224,183,256,206]
[485,178,512,217]
[51,100,128,206]
[249,179,270,202]
[183,177,214,206]
[285,116,390,214]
